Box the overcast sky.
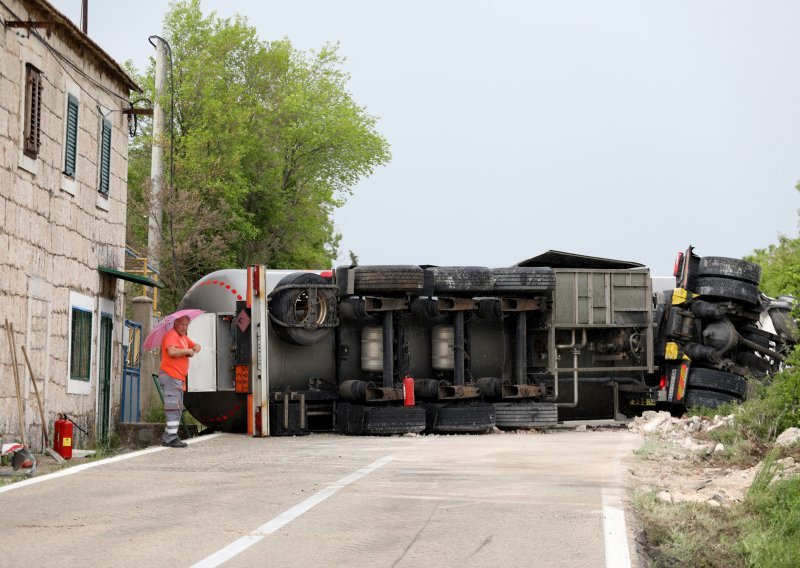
[50,0,800,276]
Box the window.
[98,118,111,195]
[64,94,79,177]
[23,64,43,158]
[70,307,92,381]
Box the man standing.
[159,315,201,448]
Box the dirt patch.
[627,411,800,507]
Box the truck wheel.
[684,388,741,410]
[686,367,747,397]
[696,277,760,307]
[428,266,493,294]
[352,266,426,294]
[494,402,558,429]
[271,272,334,346]
[492,268,556,293]
[698,257,761,285]
[362,406,426,435]
[432,403,495,433]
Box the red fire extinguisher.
[403,375,415,407]
[53,414,73,460]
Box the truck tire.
[271,272,334,346]
[696,277,760,307]
[352,266,425,294]
[684,388,740,410]
[431,403,495,433]
[362,406,426,435]
[492,268,556,293]
[698,257,761,285]
[494,402,558,429]
[428,266,493,294]
[686,367,747,397]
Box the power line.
[0,0,135,107]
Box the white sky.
[50,0,800,275]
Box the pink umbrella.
[143,309,205,351]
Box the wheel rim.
[292,289,328,326]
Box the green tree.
[745,183,800,298]
[127,0,390,309]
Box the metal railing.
[125,245,161,313]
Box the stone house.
[0,0,153,449]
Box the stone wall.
[0,0,135,450]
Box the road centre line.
[0,433,224,495]
[191,453,397,568]
[602,487,633,568]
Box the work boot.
[162,439,188,448]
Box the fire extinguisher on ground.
[53,414,73,460]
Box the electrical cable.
[0,0,134,105]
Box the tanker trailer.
[179,266,340,435]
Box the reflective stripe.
[166,421,180,427]
[166,427,178,434]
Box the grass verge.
[633,354,800,567]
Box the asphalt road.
[0,429,641,568]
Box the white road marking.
[602,487,633,568]
[0,433,224,495]
[191,454,397,568]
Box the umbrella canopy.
[143,309,205,351]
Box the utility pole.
[148,37,167,272]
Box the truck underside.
[178,247,796,436]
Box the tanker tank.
[178,269,337,432]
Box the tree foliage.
[127,0,390,309]
[745,183,800,299]
[746,235,800,299]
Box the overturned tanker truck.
[177,246,796,436]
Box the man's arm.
[166,345,195,358]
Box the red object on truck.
[53,416,73,459]
[403,376,415,407]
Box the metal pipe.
[298,394,306,430]
[553,329,586,406]
[555,348,581,408]
[382,311,394,388]
[738,336,785,362]
[81,0,88,33]
[515,312,527,385]
[453,311,465,386]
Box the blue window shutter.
[99,118,111,195]
[64,95,79,177]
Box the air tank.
[361,325,383,372]
[431,324,454,370]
